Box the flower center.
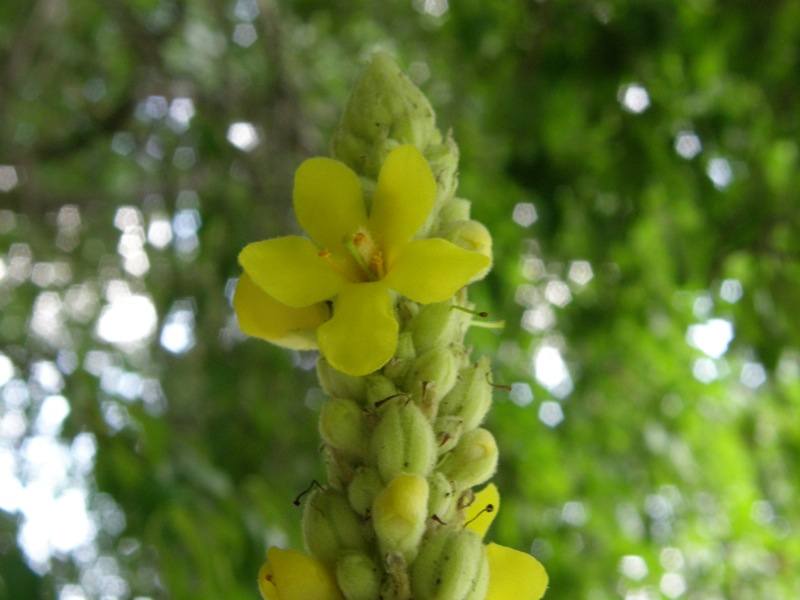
[318,227,385,282]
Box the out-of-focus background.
[2,1,799,598]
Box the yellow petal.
[384,238,491,303]
[465,483,500,539]
[258,547,343,600]
[233,273,328,350]
[239,236,347,307]
[316,282,397,376]
[368,145,436,263]
[485,543,548,600]
[294,157,367,255]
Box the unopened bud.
[434,415,464,455]
[317,357,367,403]
[404,347,458,410]
[303,489,369,567]
[319,397,369,459]
[371,400,437,483]
[365,374,399,408]
[410,526,489,600]
[410,299,470,354]
[347,467,383,517]
[372,473,429,562]
[336,552,382,600]
[427,471,457,522]
[441,220,493,282]
[437,428,498,492]
[438,357,493,431]
[331,53,442,182]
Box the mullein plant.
[234,53,549,600]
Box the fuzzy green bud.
[438,356,493,431]
[437,428,499,491]
[410,526,489,600]
[303,489,369,566]
[427,471,457,522]
[347,467,383,517]
[410,299,470,355]
[372,473,429,562]
[365,374,399,408]
[395,331,416,362]
[319,397,369,459]
[331,53,441,181]
[317,357,367,403]
[404,347,458,412]
[371,400,437,483]
[336,552,382,600]
[434,415,464,455]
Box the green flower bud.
[439,356,493,432]
[303,489,369,566]
[365,373,399,408]
[437,428,499,492]
[336,552,382,600]
[347,467,383,517]
[427,471,457,522]
[331,53,441,181]
[319,397,369,459]
[372,473,429,562]
[404,347,458,413]
[434,415,464,455]
[395,331,416,362]
[410,299,471,355]
[410,526,489,600]
[317,357,367,403]
[371,400,437,483]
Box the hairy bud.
[410,526,489,600]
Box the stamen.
[371,254,386,279]
[451,305,490,318]
[318,249,357,281]
[464,503,495,527]
[343,236,377,281]
[485,372,512,391]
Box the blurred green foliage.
[2,1,799,598]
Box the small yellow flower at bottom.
[466,484,549,599]
[485,543,548,600]
[258,547,344,600]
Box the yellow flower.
[237,145,490,376]
[466,484,549,600]
[257,547,343,600]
